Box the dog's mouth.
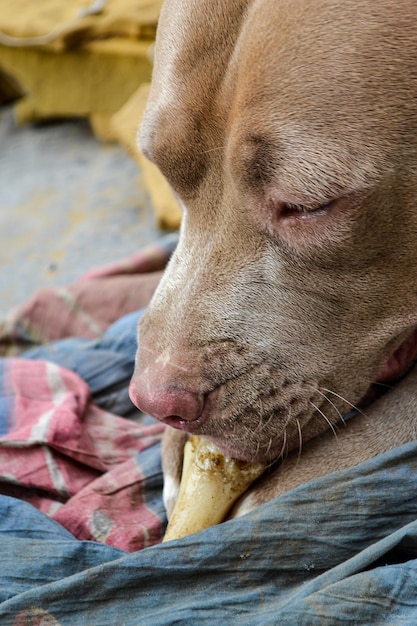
[158,369,325,462]
[131,323,417,464]
[156,326,417,462]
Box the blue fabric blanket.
[1,307,417,624]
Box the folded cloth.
[0,313,166,551]
[1,442,417,624]
[0,236,178,552]
[0,233,177,355]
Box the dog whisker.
[252,437,261,464]
[314,387,347,426]
[295,418,303,463]
[304,383,347,426]
[254,402,276,437]
[263,447,280,473]
[201,145,225,154]
[310,400,339,441]
[280,426,288,460]
[320,387,369,419]
[371,381,395,390]
[253,399,265,436]
[278,405,292,462]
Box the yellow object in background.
[0,0,162,50]
[111,83,182,230]
[0,38,154,129]
[0,0,181,230]
[0,0,162,127]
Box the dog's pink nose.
[129,382,205,428]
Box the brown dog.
[129,0,417,517]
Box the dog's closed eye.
[261,193,361,251]
[281,200,333,219]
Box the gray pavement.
[0,106,160,317]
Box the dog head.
[130,0,417,462]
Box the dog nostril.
[166,415,192,427]
[129,382,205,425]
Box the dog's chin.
[203,434,285,464]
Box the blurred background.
[0,0,181,317]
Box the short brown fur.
[131,0,417,515]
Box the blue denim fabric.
[1,442,417,624]
[23,308,147,419]
[1,297,417,624]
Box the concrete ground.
[0,105,161,318]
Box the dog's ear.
[161,428,189,519]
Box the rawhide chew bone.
[163,435,266,542]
